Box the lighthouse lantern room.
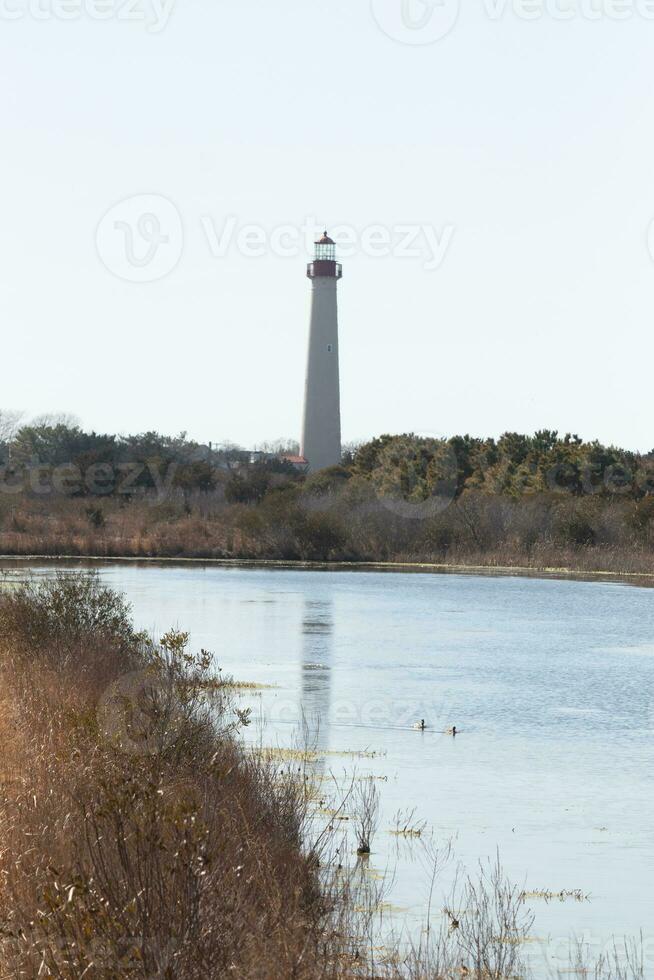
[306,232,342,280]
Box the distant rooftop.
[281,454,308,465]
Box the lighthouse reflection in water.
[300,598,333,761]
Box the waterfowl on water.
[413,722,458,734]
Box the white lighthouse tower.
[300,231,343,472]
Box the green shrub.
[0,572,144,665]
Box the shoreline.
[1,553,653,587]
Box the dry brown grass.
[0,575,346,978]
[1,490,654,578]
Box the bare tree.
[452,853,534,980]
[353,777,379,856]
[0,409,23,443]
[29,411,80,429]
[253,438,301,456]
[569,935,645,980]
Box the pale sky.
[2,0,654,450]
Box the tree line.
[2,415,654,567]
[1,413,652,503]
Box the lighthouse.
[300,231,343,472]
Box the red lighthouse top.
[307,230,343,280]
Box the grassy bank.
[0,574,340,977]
[1,491,654,580]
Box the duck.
[413,719,427,731]
[448,726,457,737]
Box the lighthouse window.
[327,344,333,353]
